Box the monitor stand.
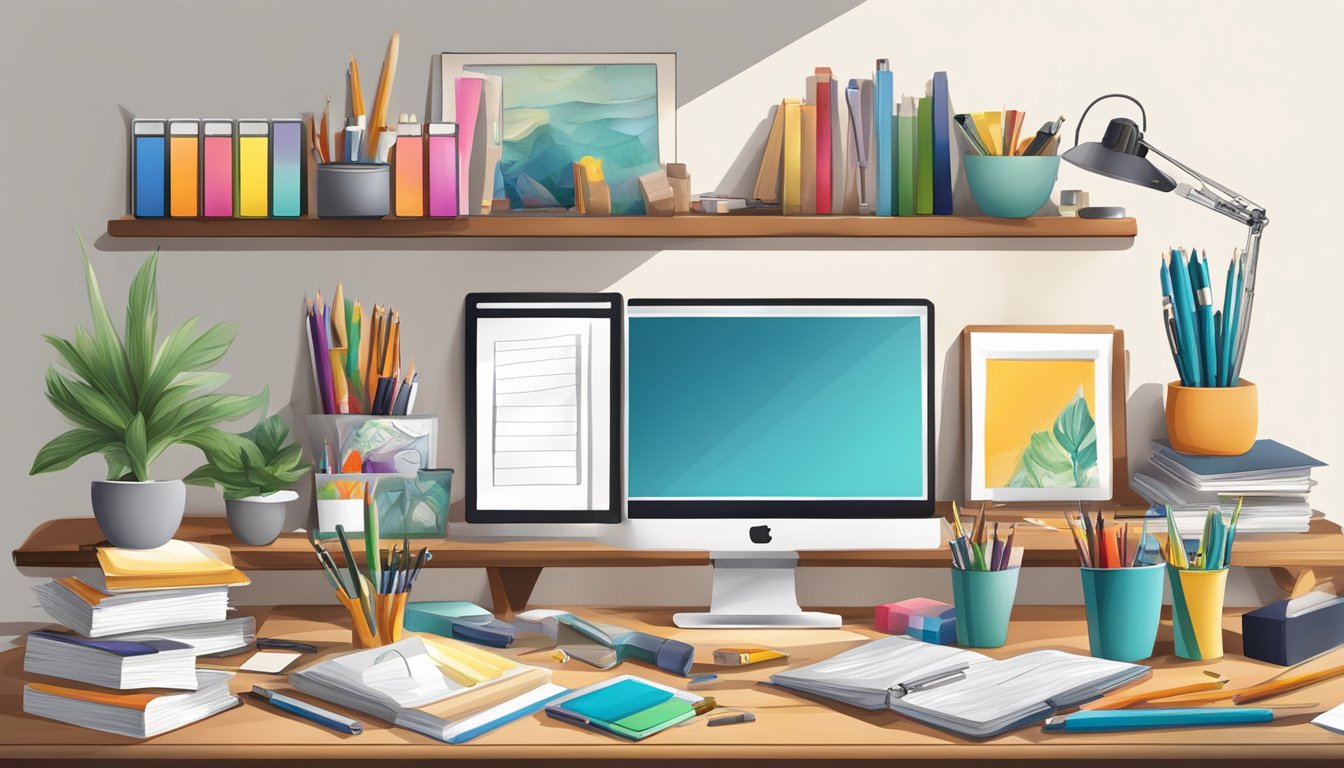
[673,552,841,628]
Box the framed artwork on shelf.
[961,325,1132,503]
[441,52,676,215]
[464,293,623,524]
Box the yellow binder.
[782,99,801,214]
[237,120,269,218]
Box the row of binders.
[132,118,306,219]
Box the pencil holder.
[1167,566,1229,660]
[336,588,409,649]
[316,163,390,219]
[963,155,1060,218]
[1164,380,1257,456]
[950,567,1019,648]
[314,470,451,539]
[1080,564,1164,662]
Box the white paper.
[1312,701,1344,735]
[239,651,301,674]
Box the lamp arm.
[1139,140,1268,233]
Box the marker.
[250,685,363,735]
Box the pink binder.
[427,122,459,218]
[453,77,483,216]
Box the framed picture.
[962,325,1131,502]
[464,293,623,524]
[441,52,676,215]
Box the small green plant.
[31,243,266,481]
[186,414,311,500]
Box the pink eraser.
[875,597,945,634]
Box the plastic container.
[1168,566,1230,660]
[314,469,452,538]
[950,567,1020,648]
[305,415,436,474]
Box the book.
[770,635,1148,739]
[781,99,802,214]
[545,675,704,741]
[289,636,566,743]
[33,577,231,637]
[752,102,786,203]
[929,72,953,215]
[800,104,817,214]
[1149,439,1325,490]
[24,629,199,690]
[896,96,916,216]
[874,62,893,216]
[915,95,934,215]
[109,616,257,657]
[813,67,833,214]
[95,540,250,591]
[23,670,238,739]
[404,601,516,648]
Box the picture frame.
[961,325,1132,503]
[440,52,676,215]
[464,293,623,524]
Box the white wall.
[2,0,1340,625]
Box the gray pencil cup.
[317,163,390,219]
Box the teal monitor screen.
[626,302,930,513]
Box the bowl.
[963,155,1060,218]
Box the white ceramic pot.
[90,479,186,549]
[224,489,299,546]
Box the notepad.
[240,651,301,674]
[492,333,581,486]
[545,675,702,741]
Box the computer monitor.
[611,299,942,628]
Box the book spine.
[815,76,832,214]
[916,96,934,215]
[931,71,953,215]
[874,69,893,216]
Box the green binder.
[896,99,916,216]
[916,95,934,215]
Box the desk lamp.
[1063,93,1267,381]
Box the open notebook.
[289,636,566,743]
[771,635,1148,739]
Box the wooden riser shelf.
[105,214,1137,239]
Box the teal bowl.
[963,155,1060,218]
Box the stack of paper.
[1133,439,1324,535]
[23,671,238,739]
[24,630,199,690]
[34,577,232,637]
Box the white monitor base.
[672,551,843,629]
[673,611,841,629]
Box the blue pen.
[1168,250,1203,386]
[1160,261,1190,385]
[1219,256,1237,386]
[1043,707,1273,733]
[1194,251,1218,386]
[251,685,363,735]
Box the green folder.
[916,95,934,215]
[896,105,916,216]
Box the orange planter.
[1165,380,1257,456]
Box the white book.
[24,670,238,739]
[33,577,230,637]
[24,629,199,690]
[109,616,256,657]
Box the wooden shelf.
[105,214,1137,239]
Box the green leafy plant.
[1007,387,1100,488]
[30,243,266,481]
[185,414,311,500]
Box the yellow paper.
[422,635,514,683]
[971,111,1002,156]
[782,99,802,214]
[237,135,269,217]
[98,540,234,576]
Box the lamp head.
[1063,98,1178,192]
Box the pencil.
[365,31,400,160]
[1082,679,1229,710]
[1232,662,1344,704]
[350,53,365,122]
[319,97,331,164]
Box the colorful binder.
[800,104,817,214]
[201,120,234,218]
[781,99,801,214]
[453,77,483,216]
[427,122,459,218]
[270,118,303,218]
[916,96,934,215]
[167,119,199,218]
[131,119,166,218]
[930,72,953,215]
[394,121,424,217]
[814,67,833,215]
[236,120,269,218]
[896,96,916,216]
[874,61,893,216]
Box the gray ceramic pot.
[224,490,298,546]
[90,479,186,549]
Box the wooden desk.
[2,605,1342,766]
[14,510,1344,614]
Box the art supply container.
[316,495,365,535]
[963,155,1060,218]
[1168,566,1229,660]
[1165,380,1257,456]
[950,567,1019,648]
[316,163,390,219]
[314,472,450,539]
[337,589,408,649]
[1080,563,1164,662]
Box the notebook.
[404,601,516,648]
[1150,439,1325,490]
[289,636,566,743]
[95,540,251,591]
[23,670,238,739]
[770,635,1148,739]
[24,629,199,690]
[545,675,704,741]
[108,616,256,657]
[33,577,231,637]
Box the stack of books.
[1132,439,1326,535]
[23,540,254,738]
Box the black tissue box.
[1242,594,1344,666]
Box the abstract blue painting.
[467,63,662,214]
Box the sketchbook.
[770,635,1148,739]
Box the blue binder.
[874,63,894,216]
[931,71,953,215]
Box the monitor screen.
[626,300,933,518]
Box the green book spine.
[916,96,934,215]
[896,112,916,216]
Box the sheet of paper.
[239,651,302,674]
[1312,701,1344,735]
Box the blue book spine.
[134,134,166,218]
[874,68,893,216]
[931,71,953,215]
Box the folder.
[270,118,304,218]
[896,96,916,216]
[842,79,873,214]
[916,96,934,215]
[167,119,199,218]
[813,67,833,214]
[781,99,801,214]
[800,105,817,214]
[236,120,269,218]
[427,122,459,218]
[394,122,424,217]
[453,77,483,216]
[201,120,234,218]
[753,102,786,204]
[874,64,893,216]
[131,119,167,218]
[930,72,953,215]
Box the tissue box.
[1242,593,1344,666]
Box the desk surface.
[2,604,1342,765]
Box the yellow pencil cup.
[336,589,408,649]
[1167,566,1229,660]
[1165,380,1257,456]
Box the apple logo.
[749,525,773,544]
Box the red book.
[814,67,832,214]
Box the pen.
[335,524,376,637]
[1043,707,1273,733]
[1169,249,1203,386]
[250,685,363,735]
[1194,250,1218,386]
[257,638,318,654]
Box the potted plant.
[186,414,311,546]
[30,244,265,549]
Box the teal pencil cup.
[1079,564,1165,662]
[950,567,1019,648]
